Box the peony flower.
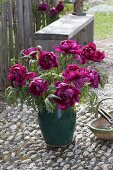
[38,2,49,12]
[86,67,100,88]
[62,64,87,80]
[74,43,105,64]
[22,47,40,59]
[62,64,89,89]
[74,49,88,64]
[62,64,80,81]
[26,72,36,80]
[56,1,64,12]
[75,43,97,64]
[54,40,81,54]
[73,78,88,90]
[8,64,36,87]
[90,50,105,62]
[38,51,59,70]
[54,82,80,110]
[29,77,48,96]
[82,42,96,60]
[50,7,58,16]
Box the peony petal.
[26,72,36,80]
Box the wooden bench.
[35,14,94,51]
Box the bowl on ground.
[88,111,113,140]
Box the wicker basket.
[88,98,113,140]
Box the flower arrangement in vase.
[5,40,107,147]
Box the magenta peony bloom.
[86,67,100,88]
[73,78,88,90]
[74,49,88,64]
[81,43,96,64]
[29,77,48,96]
[82,42,96,60]
[62,64,87,81]
[38,51,58,70]
[62,64,89,89]
[38,2,49,12]
[62,64,100,89]
[56,1,64,12]
[8,64,36,87]
[54,40,81,54]
[90,50,105,62]
[54,82,80,110]
[22,47,40,59]
[74,43,105,64]
[26,72,36,80]
[62,64,80,81]
[50,7,58,16]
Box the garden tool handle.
[95,97,113,118]
[100,108,112,119]
[98,109,113,125]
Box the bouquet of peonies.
[5,40,107,113]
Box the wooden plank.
[35,15,71,33]
[86,20,94,43]
[77,20,94,45]
[36,14,94,33]
[0,14,4,90]
[16,0,25,51]
[7,0,14,64]
[2,1,8,88]
[0,1,5,90]
[78,27,88,45]
[12,0,18,58]
[28,0,34,46]
[35,33,68,41]
[23,0,33,48]
[33,0,41,31]
[35,14,94,40]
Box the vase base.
[46,140,75,148]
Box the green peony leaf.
[100,73,108,88]
[48,94,61,100]
[45,97,55,113]
[6,88,19,105]
[5,86,13,97]
[80,83,90,103]
[88,92,99,113]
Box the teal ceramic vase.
[38,107,76,147]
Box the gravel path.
[86,0,113,14]
[87,4,113,14]
[1,39,113,170]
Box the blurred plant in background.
[32,0,65,30]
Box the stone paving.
[87,4,113,14]
[86,0,113,14]
[0,39,113,170]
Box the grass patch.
[105,0,113,5]
[94,12,113,40]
